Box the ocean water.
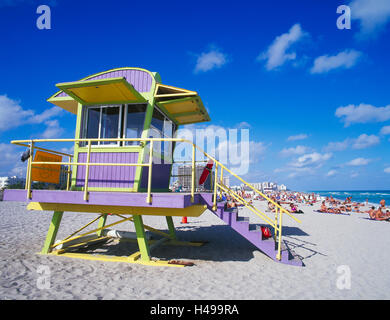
[311,190,390,206]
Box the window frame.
[82,104,123,147]
[149,105,177,158]
[123,103,148,146]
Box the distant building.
[59,165,70,188]
[0,177,8,189]
[0,176,26,189]
[222,176,230,188]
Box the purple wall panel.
[140,163,172,190]
[76,152,138,189]
[56,69,153,98]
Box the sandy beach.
[0,198,389,300]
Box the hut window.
[83,105,122,146]
[124,104,147,145]
[100,106,121,145]
[149,106,175,157]
[85,107,100,145]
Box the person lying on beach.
[373,207,390,221]
[320,201,328,212]
[227,200,239,208]
[378,199,389,211]
[268,201,275,211]
[289,203,304,214]
[366,207,377,220]
[320,201,342,214]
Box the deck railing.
[11,137,301,261]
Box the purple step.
[205,200,303,266]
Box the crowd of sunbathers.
[319,196,364,214]
[219,191,253,208]
[219,190,315,213]
[218,190,390,221]
[366,199,390,221]
[266,195,305,214]
[319,196,390,220]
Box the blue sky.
[0,0,389,191]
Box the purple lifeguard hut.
[3,67,303,267]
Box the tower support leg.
[41,211,63,254]
[165,216,177,240]
[96,214,108,237]
[133,215,151,262]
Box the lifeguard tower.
[4,67,303,267]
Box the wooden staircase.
[204,199,303,266]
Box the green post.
[41,211,63,254]
[165,216,177,240]
[132,215,150,262]
[96,214,108,237]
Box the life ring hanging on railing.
[198,159,214,185]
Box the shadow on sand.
[67,224,319,264]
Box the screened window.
[83,104,147,146]
[125,104,147,145]
[149,106,176,157]
[100,106,121,145]
[85,107,100,145]
[83,105,121,146]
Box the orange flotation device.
[199,160,214,185]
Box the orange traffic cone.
[181,216,188,224]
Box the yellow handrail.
[12,136,301,261]
[218,183,276,228]
[12,136,299,221]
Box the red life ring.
[198,160,214,185]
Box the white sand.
[0,199,389,300]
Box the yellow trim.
[47,252,185,267]
[56,77,146,106]
[154,83,197,97]
[14,136,301,262]
[48,67,158,101]
[47,97,78,114]
[27,202,208,217]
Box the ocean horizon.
[308,190,390,206]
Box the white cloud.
[324,134,379,152]
[291,152,332,169]
[335,103,390,126]
[40,120,64,139]
[350,172,359,178]
[352,134,380,149]
[350,0,390,37]
[0,143,25,176]
[257,24,308,70]
[279,145,310,157]
[29,106,63,124]
[0,95,34,131]
[175,123,267,176]
[346,157,372,166]
[327,169,337,177]
[287,133,308,141]
[276,151,332,179]
[235,122,251,129]
[323,139,350,152]
[194,48,228,73]
[384,167,390,174]
[310,49,361,74]
[380,126,390,135]
[0,95,63,131]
